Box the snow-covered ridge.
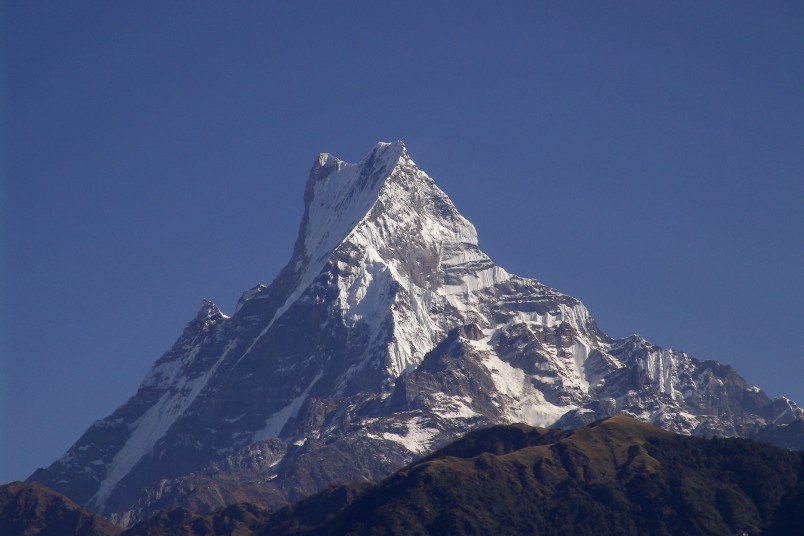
[227,142,413,373]
[92,338,237,511]
[328,144,502,378]
[299,141,487,379]
[303,141,407,265]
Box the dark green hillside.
[0,481,122,536]
[123,503,271,536]
[262,416,804,536]
[25,416,801,535]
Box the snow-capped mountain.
[29,142,804,525]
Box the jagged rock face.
[28,142,804,525]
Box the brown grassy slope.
[0,481,122,536]
[122,415,804,535]
[265,415,804,536]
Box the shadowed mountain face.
[0,482,122,536]
[122,416,804,536]
[28,142,804,525]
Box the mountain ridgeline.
[15,417,804,535]
[28,142,804,525]
[0,482,122,536]
[130,416,804,536]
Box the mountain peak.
[262,141,482,381]
[299,142,408,266]
[30,142,804,526]
[182,299,226,337]
[308,141,407,192]
[371,139,407,159]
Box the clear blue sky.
[2,2,802,484]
